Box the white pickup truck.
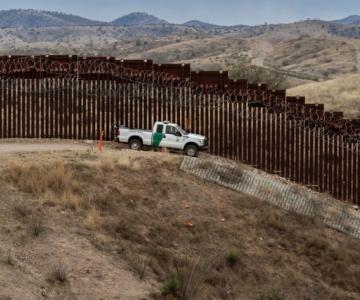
[116,121,208,157]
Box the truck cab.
[152,121,208,156]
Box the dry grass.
[13,202,46,238]
[13,203,32,218]
[117,155,142,171]
[131,254,148,280]
[59,191,85,211]
[3,150,360,299]
[83,207,103,229]
[6,160,77,196]
[4,249,16,266]
[258,290,284,300]
[48,262,70,284]
[260,210,287,233]
[29,216,45,237]
[268,37,357,79]
[288,74,360,118]
[163,251,221,300]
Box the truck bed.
[118,127,153,146]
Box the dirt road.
[0,143,91,153]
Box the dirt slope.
[0,142,91,153]
[0,148,359,299]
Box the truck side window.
[166,126,176,135]
[156,124,164,133]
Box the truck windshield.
[177,126,187,135]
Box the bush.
[162,275,180,296]
[132,255,148,280]
[30,217,44,237]
[49,262,69,284]
[4,249,15,266]
[258,290,283,300]
[162,252,219,300]
[225,249,240,268]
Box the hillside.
[266,37,358,79]
[0,9,103,27]
[333,15,360,25]
[0,10,359,91]
[183,20,222,30]
[112,12,168,26]
[288,73,360,118]
[0,19,358,81]
[0,146,360,299]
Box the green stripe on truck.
[152,132,163,147]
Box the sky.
[0,0,359,26]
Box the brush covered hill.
[265,37,358,79]
[112,12,168,26]
[333,15,360,26]
[0,9,360,88]
[183,20,222,30]
[288,73,360,118]
[0,148,360,299]
[0,18,359,91]
[0,9,104,28]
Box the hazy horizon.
[0,0,359,26]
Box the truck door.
[152,124,165,147]
[162,125,183,149]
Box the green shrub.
[258,290,283,300]
[225,250,240,268]
[162,275,180,296]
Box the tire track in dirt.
[0,143,91,153]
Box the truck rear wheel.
[185,144,198,157]
[129,138,142,151]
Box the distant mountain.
[0,9,104,28]
[0,9,171,28]
[111,12,168,26]
[183,20,222,29]
[332,15,360,25]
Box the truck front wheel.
[129,138,142,151]
[185,144,198,157]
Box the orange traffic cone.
[98,131,105,152]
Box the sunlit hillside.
[288,74,360,118]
